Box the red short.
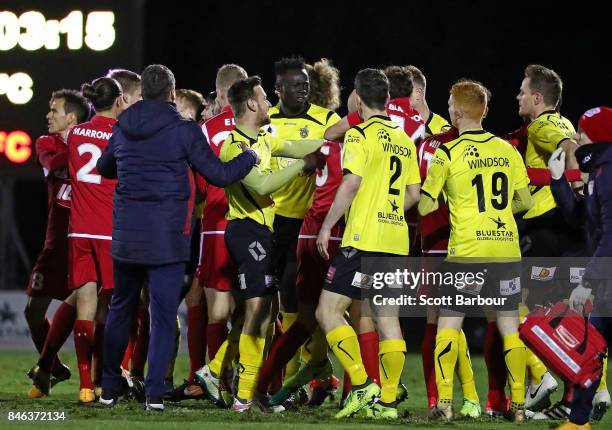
[26,246,70,300]
[196,231,236,292]
[68,236,114,290]
[296,217,343,305]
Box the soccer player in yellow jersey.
[517,65,578,414]
[405,65,451,137]
[316,69,421,420]
[196,76,324,413]
[419,80,534,422]
[268,57,340,381]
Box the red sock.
[342,371,351,397]
[358,331,380,385]
[422,323,438,408]
[38,302,76,372]
[484,321,507,407]
[268,324,284,394]
[131,307,149,378]
[93,323,104,386]
[74,320,94,389]
[206,322,228,361]
[256,321,311,393]
[187,305,206,383]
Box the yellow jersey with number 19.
[523,110,575,219]
[341,115,421,255]
[421,130,529,260]
[268,103,340,219]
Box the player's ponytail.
[81,77,122,112]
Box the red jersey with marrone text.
[36,134,71,249]
[418,128,458,253]
[302,140,343,229]
[200,106,235,232]
[67,115,117,239]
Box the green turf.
[0,351,609,429]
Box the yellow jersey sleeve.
[268,135,286,155]
[342,128,367,177]
[530,119,571,153]
[220,137,243,162]
[425,112,451,137]
[512,147,529,189]
[421,145,450,199]
[406,139,421,185]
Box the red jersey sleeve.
[36,135,69,173]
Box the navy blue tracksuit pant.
[102,260,185,399]
[569,286,612,425]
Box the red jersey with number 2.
[67,115,117,238]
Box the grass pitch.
[0,351,609,429]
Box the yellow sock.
[326,325,367,386]
[281,311,300,381]
[503,332,526,405]
[209,322,241,376]
[526,348,548,385]
[302,326,328,364]
[209,340,228,376]
[237,334,266,401]
[597,354,608,393]
[379,339,406,404]
[435,328,460,404]
[456,329,478,402]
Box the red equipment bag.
[519,302,606,388]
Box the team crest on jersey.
[299,125,309,138]
[377,129,391,145]
[462,144,480,161]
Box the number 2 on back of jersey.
[76,143,102,184]
[388,156,402,195]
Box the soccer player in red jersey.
[67,77,125,403]
[324,66,424,145]
[405,66,451,138]
[25,90,91,398]
[177,65,248,401]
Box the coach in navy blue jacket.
[96,64,257,410]
[548,106,612,427]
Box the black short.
[519,208,570,258]
[272,215,303,291]
[439,261,522,313]
[224,219,277,300]
[323,247,398,301]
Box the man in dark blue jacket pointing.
[96,64,258,410]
